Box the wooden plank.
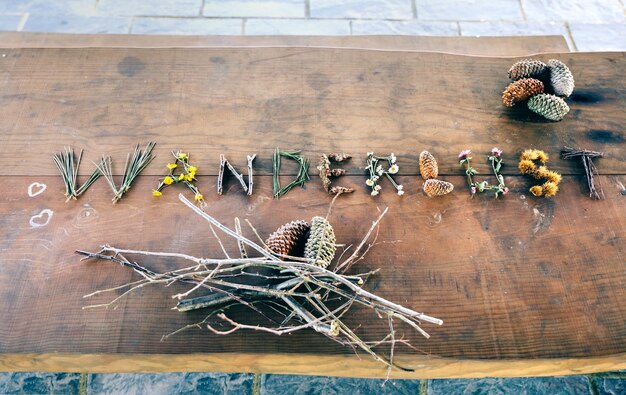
[1,353,625,378]
[1,173,625,377]
[0,48,623,178]
[0,32,571,55]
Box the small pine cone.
[423,179,454,197]
[547,59,574,97]
[527,94,570,121]
[502,78,544,107]
[304,216,336,269]
[419,151,438,180]
[265,220,310,258]
[508,59,548,80]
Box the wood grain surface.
[0,32,571,55]
[0,46,624,377]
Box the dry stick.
[234,218,248,259]
[179,193,442,326]
[335,207,389,274]
[217,154,226,195]
[561,146,604,199]
[225,160,249,193]
[247,154,256,196]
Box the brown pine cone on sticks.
[419,151,438,180]
[508,59,548,80]
[502,78,544,107]
[547,59,574,97]
[423,179,454,197]
[265,220,310,258]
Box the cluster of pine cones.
[265,217,337,269]
[419,151,454,197]
[503,59,574,121]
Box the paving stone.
[0,372,81,395]
[261,374,423,394]
[417,0,523,21]
[23,14,131,34]
[0,0,96,15]
[245,18,350,35]
[132,17,242,35]
[427,376,592,395]
[459,21,572,49]
[96,0,202,17]
[203,0,304,18]
[595,378,626,395]
[521,0,625,23]
[352,20,459,35]
[180,373,255,395]
[569,23,626,51]
[88,373,186,395]
[0,14,21,31]
[310,0,413,20]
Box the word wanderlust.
[54,143,600,204]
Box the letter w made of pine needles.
[77,193,442,376]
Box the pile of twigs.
[78,194,442,375]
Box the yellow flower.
[545,171,562,184]
[185,174,194,182]
[152,190,162,197]
[518,159,536,175]
[194,193,203,201]
[166,163,177,170]
[163,176,174,185]
[542,181,559,197]
[529,185,543,197]
[177,152,188,160]
[178,174,185,181]
[187,166,197,173]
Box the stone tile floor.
[1,0,625,393]
[0,0,624,50]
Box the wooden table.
[0,42,624,378]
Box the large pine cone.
[423,179,454,197]
[508,59,548,80]
[527,93,570,121]
[304,216,336,269]
[502,78,544,107]
[265,220,310,258]
[547,59,574,97]
[419,151,438,180]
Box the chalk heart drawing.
[30,209,53,228]
[28,182,47,197]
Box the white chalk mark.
[29,209,53,228]
[28,182,47,197]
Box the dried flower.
[397,190,405,196]
[365,152,404,196]
[461,148,508,198]
[519,149,561,198]
[317,154,354,195]
[458,150,472,160]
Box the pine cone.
[419,151,438,180]
[502,78,544,107]
[527,93,570,121]
[265,220,310,258]
[508,59,548,80]
[304,216,336,269]
[547,59,574,97]
[423,179,454,197]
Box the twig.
[561,146,604,199]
